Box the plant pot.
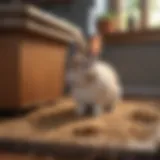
[97,19,116,34]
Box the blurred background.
[23,0,160,34]
[0,1,159,160]
[1,0,160,96]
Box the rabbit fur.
[66,53,123,116]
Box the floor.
[0,97,159,150]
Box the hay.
[128,123,157,141]
[73,124,103,137]
[129,108,159,125]
[0,97,159,151]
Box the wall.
[39,0,94,36]
[103,42,160,96]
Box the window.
[110,0,160,31]
[123,0,141,30]
[148,0,160,28]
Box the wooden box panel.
[20,35,67,107]
[0,33,67,109]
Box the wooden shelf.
[104,29,160,45]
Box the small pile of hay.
[128,123,156,141]
[73,124,104,137]
[129,108,159,125]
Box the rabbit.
[66,53,123,117]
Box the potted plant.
[126,0,140,31]
[96,12,117,34]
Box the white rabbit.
[66,53,123,116]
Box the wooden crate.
[0,4,83,109]
[0,32,68,109]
